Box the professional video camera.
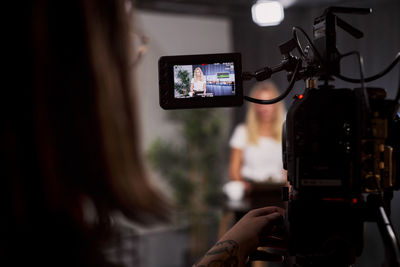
[159,6,400,267]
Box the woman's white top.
[191,78,206,92]
[229,124,284,183]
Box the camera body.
[285,87,359,198]
[284,86,399,199]
[280,7,400,264]
[284,84,400,265]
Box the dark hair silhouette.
[2,0,169,265]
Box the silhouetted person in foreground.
[2,1,285,266]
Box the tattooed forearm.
[206,240,238,256]
[193,240,241,267]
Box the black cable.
[292,26,323,62]
[244,60,301,105]
[336,52,400,84]
[292,28,306,60]
[338,51,370,111]
[395,62,400,103]
[340,51,365,88]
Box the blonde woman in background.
[190,67,207,96]
[229,81,287,191]
[222,81,287,267]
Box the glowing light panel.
[252,1,284,27]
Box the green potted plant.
[147,108,228,262]
[174,69,191,96]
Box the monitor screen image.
[173,62,236,99]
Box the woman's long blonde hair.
[193,67,205,81]
[246,81,286,144]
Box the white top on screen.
[229,124,283,183]
[191,78,206,92]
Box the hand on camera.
[194,206,286,266]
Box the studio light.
[251,0,284,27]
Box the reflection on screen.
[173,62,236,98]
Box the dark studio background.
[232,0,400,120]
[135,0,400,266]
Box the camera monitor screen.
[159,53,243,109]
[173,63,236,98]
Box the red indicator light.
[353,198,358,204]
[202,63,207,66]
[298,94,304,99]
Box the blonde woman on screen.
[190,67,206,96]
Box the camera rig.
[242,6,400,267]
